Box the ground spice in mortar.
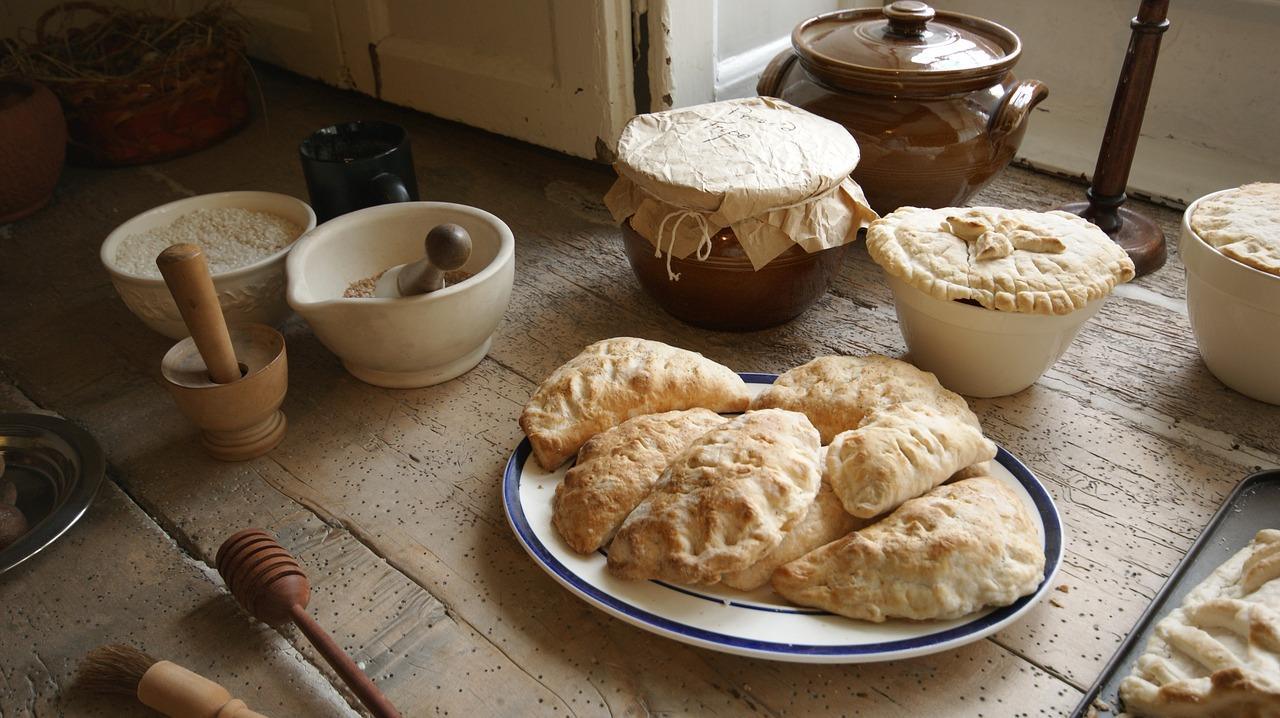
[115,207,301,277]
[343,268,474,298]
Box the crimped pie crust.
[867,206,1136,314]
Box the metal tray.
[0,413,106,575]
[1071,469,1280,717]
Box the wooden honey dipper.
[215,529,402,718]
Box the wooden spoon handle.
[290,604,402,718]
[156,244,241,384]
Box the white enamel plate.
[503,373,1064,663]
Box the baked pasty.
[825,400,997,518]
[721,477,864,591]
[1190,182,1280,277]
[607,409,822,585]
[552,409,725,554]
[750,355,970,444]
[866,206,1135,314]
[772,477,1044,621]
[1118,529,1280,717]
[520,338,750,469]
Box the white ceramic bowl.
[1181,189,1280,405]
[286,201,515,388]
[884,274,1106,398]
[101,191,316,339]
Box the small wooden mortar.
[157,244,288,461]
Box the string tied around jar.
[654,208,714,281]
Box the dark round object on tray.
[758,2,1046,214]
[0,413,105,575]
[0,504,28,550]
[0,80,67,223]
[621,221,848,331]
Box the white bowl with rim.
[884,274,1107,398]
[1181,189,1280,405]
[100,191,316,339]
[286,201,515,389]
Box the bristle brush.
[77,644,269,718]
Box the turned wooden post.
[1059,0,1170,276]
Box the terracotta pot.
[0,80,66,223]
[758,1,1047,215]
[622,221,848,332]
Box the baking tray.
[0,413,105,575]
[1071,469,1280,717]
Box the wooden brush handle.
[156,243,242,384]
[290,605,402,718]
[138,660,270,718]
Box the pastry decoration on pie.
[865,206,1136,314]
[520,337,750,470]
[1118,528,1280,717]
[771,477,1045,621]
[552,408,726,554]
[607,409,822,585]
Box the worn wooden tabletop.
[1,67,1276,717]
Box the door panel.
[339,0,633,160]
[236,0,350,86]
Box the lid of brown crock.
[793,1,1021,95]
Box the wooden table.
[1,66,1276,717]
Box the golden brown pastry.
[607,409,822,585]
[749,354,971,444]
[520,338,750,469]
[772,477,1044,621]
[551,409,725,555]
[720,477,865,591]
[866,206,1135,314]
[825,400,997,518]
[1118,529,1280,717]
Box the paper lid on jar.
[604,97,876,273]
[793,2,1020,94]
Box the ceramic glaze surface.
[885,274,1105,398]
[759,5,1046,214]
[621,222,847,331]
[1181,190,1280,405]
[287,202,514,388]
[0,81,66,222]
[100,192,316,339]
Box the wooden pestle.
[216,529,402,718]
[375,223,472,298]
[156,244,242,384]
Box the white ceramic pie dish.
[884,273,1105,398]
[100,191,316,339]
[1180,189,1280,405]
[286,201,514,388]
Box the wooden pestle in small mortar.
[373,223,472,298]
[156,244,288,461]
[157,244,243,384]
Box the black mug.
[299,120,420,223]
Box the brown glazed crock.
[758,1,1047,214]
[0,80,66,223]
[622,221,848,332]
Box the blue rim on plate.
[503,373,1064,661]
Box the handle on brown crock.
[989,79,1049,139]
[757,47,798,97]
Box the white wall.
[930,0,1280,205]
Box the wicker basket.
[31,3,251,166]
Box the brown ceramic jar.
[0,80,66,223]
[758,1,1047,215]
[621,222,848,331]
